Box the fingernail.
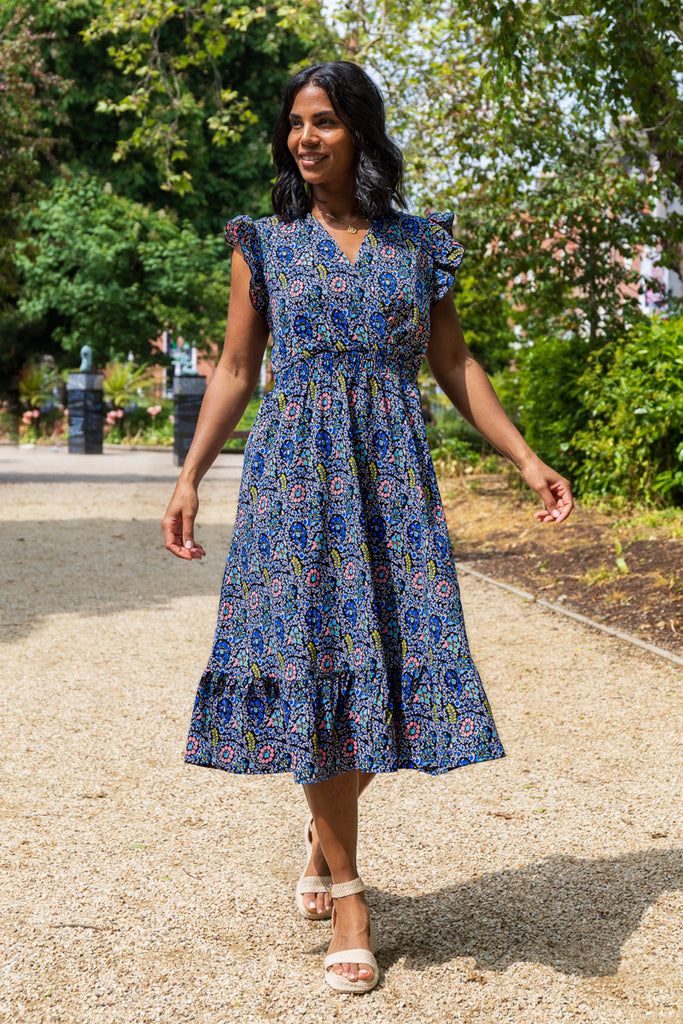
[185,539,193,549]
[551,508,560,519]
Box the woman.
[162,61,573,994]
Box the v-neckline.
[308,213,376,271]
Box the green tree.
[15,174,229,365]
[80,0,332,223]
[0,6,67,304]
[335,1,658,350]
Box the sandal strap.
[296,874,332,895]
[325,948,377,970]
[330,877,366,899]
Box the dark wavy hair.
[271,62,405,221]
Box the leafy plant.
[19,361,61,409]
[103,361,154,409]
[572,316,683,504]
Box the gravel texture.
[1,446,681,1024]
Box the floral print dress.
[185,210,505,784]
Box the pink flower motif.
[378,479,392,499]
[186,737,199,755]
[405,721,421,740]
[348,389,357,407]
[354,647,364,666]
[271,578,282,597]
[290,482,306,503]
[147,404,162,419]
[318,392,333,411]
[306,567,321,588]
[373,565,390,584]
[320,653,334,673]
[249,590,259,609]
[382,245,396,258]
[436,580,451,598]
[405,656,420,671]
[290,280,304,297]
[329,476,344,498]
[284,401,300,421]
[344,561,356,580]
[257,495,269,513]
[330,276,347,292]
[285,663,297,681]
[460,717,475,737]
[380,396,391,413]
[218,745,234,764]
[412,571,425,591]
[343,737,358,756]
[258,745,275,763]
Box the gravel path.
[1,446,681,1024]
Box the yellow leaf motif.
[318,264,327,280]
[251,663,262,678]
[292,555,302,576]
[277,652,285,669]
[372,629,382,652]
[250,485,257,500]
[279,473,287,491]
[405,552,413,571]
[277,392,286,411]
[263,568,270,585]
[401,639,407,658]
[331,548,341,568]
[427,559,437,580]
[317,462,327,482]
[369,462,378,482]
[247,731,256,752]
[310,380,317,399]
[408,467,416,487]
[308,641,317,661]
[446,703,457,725]
[211,728,219,746]
[361,541,370,563]
[344,633,353,654]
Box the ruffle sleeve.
[224,215,268,318]
[426,212,465,306]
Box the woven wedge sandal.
[295,818,332,920]
[324,877,378,994]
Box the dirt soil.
[441,471,683,657]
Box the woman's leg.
[300,771,375,915]
[303,770,376,984]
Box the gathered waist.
[272,348,418,388]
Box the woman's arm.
[161,247,270,560]
[426,292,573,523]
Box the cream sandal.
[324,877,378,994]
[295,818,332,920]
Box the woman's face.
[287,84,356,192]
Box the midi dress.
[184,209,505,784]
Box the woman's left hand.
[520,459,574,524]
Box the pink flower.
[306,567,321,588]
[147,405,162,419]
[460,717,475,738]
[329,476,344,498]
[169,414,175,424]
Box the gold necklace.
[313,207,364,234]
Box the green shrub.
[516,334,591,474]
[572,316,683,504]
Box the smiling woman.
[162,60,573,997]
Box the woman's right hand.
[162,481,207,560]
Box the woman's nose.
[301,122,319,144]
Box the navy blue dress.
[185,210,505,783]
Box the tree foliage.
[82,0,331,211]
[334,1,677,350]
[15,174,228,366]
[0,5,67,303]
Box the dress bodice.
[224,210,464,387]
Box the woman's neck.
[311,186,358,222]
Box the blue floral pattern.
[185,210,504,783]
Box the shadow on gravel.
[374,847,682,978]
[2,519,233,641]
